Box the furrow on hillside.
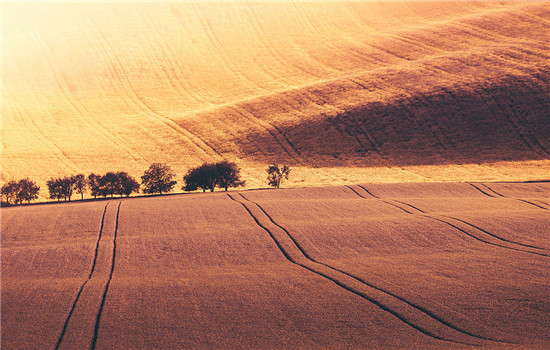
[291,2,374,71]
[243,4,324,84]
[21,14,150,168]
[85,14,222,161]
[8,97,80,174]
[3,1,550,187]
[229,193,505,346]
[231,105,302,162]
[190,3,271,93]
[139,8,210,106]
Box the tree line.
[1,162,291,206]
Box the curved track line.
[190,3,271,93]
[7,93,79,174]
[468,183,495,198]
[227,193,500,346]
[480,183,549,210]
[239,193,507,344]
[230,105,302,162]
[55,203,109,350]
[91,201,121,350]
[85,13,222,161]
[443,215,548,251]
[348,185,413,214]
[139,9,209,106]
[351,185,549,257]
[20,13,148,167]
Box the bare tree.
[267,163,291,188]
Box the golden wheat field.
[2,1,549,195]
[2,1,550,349]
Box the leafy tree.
[114,172,140,197]
[47,176,76,201]
[183,163,217,192]
[88,173,102,199]
[1,180,20,205]
[141,163,177,195]
[46,178,65,201]
[267,163,291,188]
[214,161,245,191]
[100,172,119,197]
[16,178,40,204]
[73,174,87,200]
[61,176,76,201]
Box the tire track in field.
[227,193,504,346]
[243,5,326,84]
[91,201,121,350]
[55,202,109,350]
[290,2,374,71]
[351,185,549,257]
[330,88,431,181]
[189,3,271,93]
[7,94,79,174]
[20,13,149,167]
[85,13,222,161]
[479,183,549,211]
[139,9,211,106]
[54,201,121,350]
[414,50,549,162]
[229,105,302,163]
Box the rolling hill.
[2,182,549,348]
[2,1,549,195]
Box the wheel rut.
[55,201,122,350]
[350,185,549,256]
[480,183,549,210]
[227,193,506,346]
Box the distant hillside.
[2,1,549,193]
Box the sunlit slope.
[2,1,549,189]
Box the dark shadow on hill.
[237,72,550,167]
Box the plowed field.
[2,182,548,349]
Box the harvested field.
[2,182,548,349]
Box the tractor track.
[54,201,122,350]
[351,185,549,257]
[227,192,509,346]
[55,203,109,350]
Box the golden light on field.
[2,1,549,199]
[2,3,550,348]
